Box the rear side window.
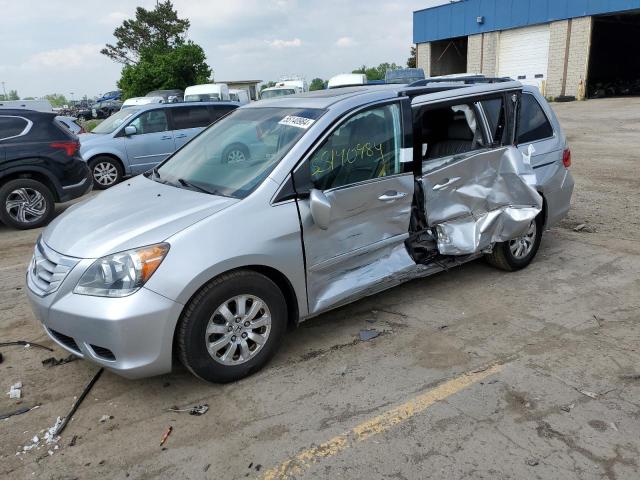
[0,116,29,141]
[209,106,237,122]
[480,98,505,145]
[171,106,211,130]
[517,94,554,144]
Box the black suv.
[0,109,92,229]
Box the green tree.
[309,78,325,91]
[118,43,211,98]
[43,93,68,107]
[0,90,20,101]
[101,1,190,65]
[104,1,212,99]
[352,62,400,81]
[407,46,417,68]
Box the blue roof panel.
[414,0,640,43]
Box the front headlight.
[74,243,170,297]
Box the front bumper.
[26,264,183,379]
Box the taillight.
[562,148,571,168]
[50,140,80,156]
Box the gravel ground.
[1,98,639,480]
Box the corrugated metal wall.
[414,0,640,43]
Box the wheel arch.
[88,153,125,175]
[0,168,60,201]
[172,264,300,359]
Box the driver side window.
[129,109,169,135]
[309,103,403,191]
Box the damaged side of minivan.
[288,84,543,316]
[27,81,573,383]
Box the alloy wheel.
[509,220,537,259]
[205,295,272,365]
[226,149,246,163]
[93,161,118,186]
[5,188,47,224]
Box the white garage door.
[498,24,550,90]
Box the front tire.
[177,270,287,383]
[485,215,543,271]
[89,156,122,189]
[222,143,250,164]
[0,179,55,229]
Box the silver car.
[26,80,574,383]
[79,102,238,189]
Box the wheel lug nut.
[244,321,250,327]
[235,317,241,323]
[227,326,233,332]
[241,332,247,339]
[231,335,236,342]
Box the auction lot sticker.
[279,115,316,129]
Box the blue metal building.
[413,0,640,99]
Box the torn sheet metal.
[421,146,542,256]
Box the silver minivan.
[79,102,238,189]
[26,81,574,383]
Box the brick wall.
[481,32,499,76]
[416,42,431,77]
[565,16,592,99]
[546,20,570,98]
[467,34,482,73]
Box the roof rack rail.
[408,76,513,87]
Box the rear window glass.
[0,116,28,140]
[172,106,211,130]
[517,94,554,144]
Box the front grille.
[28,239,79,296]
[90,344,116,361]
[49,329,81,353]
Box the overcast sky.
[0,0,447,99]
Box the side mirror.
[309,189,331,230]
[124,125,137,136]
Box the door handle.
[175,134,187,139]
[378,191,408,202]
[432,177,461,191]
[161,135,172,140]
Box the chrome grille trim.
[28,240,79,296]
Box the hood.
[43,175,239,258]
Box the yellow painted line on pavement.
[262,363,504,480]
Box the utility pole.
[1,81,6,100]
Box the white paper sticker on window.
[278,115,315,129]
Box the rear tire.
[177,270,287,383]
[89,156,122,189]
[0,179,55,230]
[485,215,543,271]
[222,143,250,164]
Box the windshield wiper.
[177,178,220,195]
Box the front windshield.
[155,107,325,198]
[185,93,220,102]
[92,108,139,134]
[260,89,296,100]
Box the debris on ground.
[42,354,78,368]
[68,435,78,447]
[619,374,640,381]
[573,223,597,233]
[160,426,173,446]
[359,329,380,341]
[560,403,575,412]
[0,341,53,351]
[19,416,64,455]
[439,325,449,330]
[8,382,22,399]
[99,414,114,423]
[526,458,540,466]
[1,404,39,420]
[580,390,598,399]
[54,368,104,437]
[167,404,209,416]
[0,352,3,364]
